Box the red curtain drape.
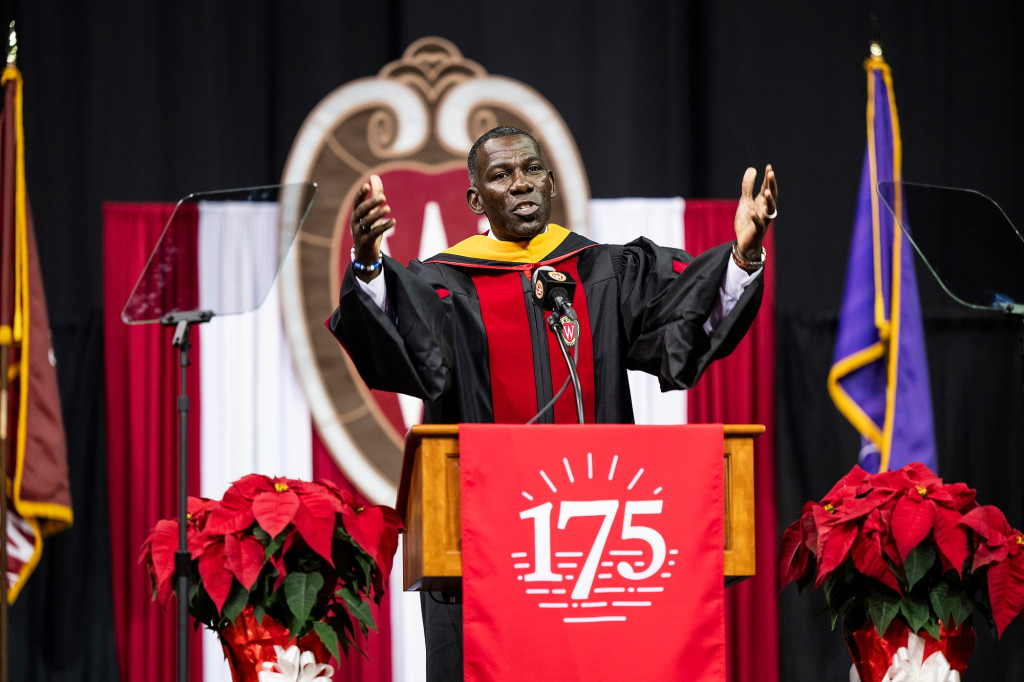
[684,200,778,682]
[103,202,204,682]
[312,431,394,682]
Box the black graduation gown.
[328,224,762,427]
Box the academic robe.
[327,224,763,681]
[329,224,762,426]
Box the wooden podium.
[396,423,762,592]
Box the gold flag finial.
[6,21,16,66]
[868,13,883,59]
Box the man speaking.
[328,125,777,679]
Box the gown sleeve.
[327,256,453,400]
[616,239,763,391]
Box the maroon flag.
[1,64,72,604]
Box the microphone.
[528,265,585,424]
[531,266,577,321]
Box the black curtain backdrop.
[5,1,1024,679]
[7,311,119,681]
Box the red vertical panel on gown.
[472,270,538,423]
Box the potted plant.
[140,474,402,681]
[779,462,1024,681]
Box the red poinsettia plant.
[780,462,1024,640]
[140,474,403,661]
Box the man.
[328,125,776,679]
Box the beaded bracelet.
[351,247,383,272]
[731,241,766,271]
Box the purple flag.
[828,55,937,474]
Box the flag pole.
[1,23,18,682]
[1,344,10,682]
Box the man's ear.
[549,170,557,198]
[466,186,485,215]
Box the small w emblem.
[558,315,578,347]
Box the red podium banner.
[460,424,725,681]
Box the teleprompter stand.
[163,310,213,682]
[122,183,317,682]
[878,181,1024,400]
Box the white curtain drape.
[197,201,315,682]
[588,198,688,425]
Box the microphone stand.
[161,309,214,682]
[547,313,584,424]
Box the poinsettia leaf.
[892,496,934,559]
[257,525,286,564]
[250,523,269,544]
[222,533,267,590]
[899,592,931,633]
[814,522,858,588]
[973,542,1009,570]
[302,480,346,516]
[283,570,324,630]
[366,507,403,579]
[269,554,289,594]
[221,582,249,626]
[230,473,276,497]
[338,581,376,632]
[922,617,941,640]
[328,608,357,642]
[292,494,337,565]
[900,461,940,484]
[139,519,180,605]
[203,485,258,536]
[822,465,871,501]
[822,560,861,617]
[197,539,235,614]
[313,620,343,664]
[253,489,300,539]
[928,581,959,627]
[904,544,936,591]
[352,551,378,599]
[988,558,1013,635]
[344,506,402,595]
[989,552,1024,637]
[343,506,379,556]
[956,587,976,627]
[320,613,360,661]
[960,505,1012,541]
[932,507,970,577]
[829,605,842,631]
[823,570,844,616]
[778,523,809,589]
[851,533,902,593]
[864,592,901,636]
[929,581,975,629]
[928,481,977,511]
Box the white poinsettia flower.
[848,632,960,682]
[257,644,335,682]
